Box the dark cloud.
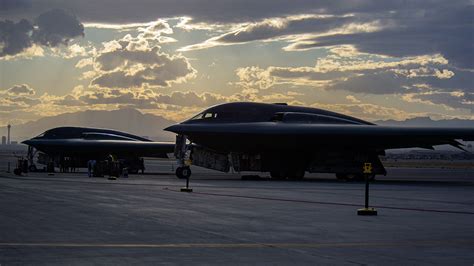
[33,9,84,47]
[418,69,474,93]
[0,0,459,24]
[0,0,31,10]
[0,19,33,57]
[290,5,474,69]
[0,8,84,58]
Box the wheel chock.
[357,207,378,216]
[180,187,193,192]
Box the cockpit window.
[190,112,217,120]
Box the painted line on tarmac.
[166,188,474,215]
[0,240,472,249]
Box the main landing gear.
[174,134,192,180]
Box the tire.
[176,166,191,179]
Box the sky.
[0,0,473,126]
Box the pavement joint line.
[0,240,472,249]
[165,188,474,215]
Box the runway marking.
[167,189,474,215]
[0,240,472,249]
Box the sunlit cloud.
[1,1,473,126]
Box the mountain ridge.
[7,108,177,142]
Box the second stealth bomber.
[165,102,474,180]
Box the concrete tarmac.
[0,164,473,265]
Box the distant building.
[1,136,5,145]
[10,141,18,145]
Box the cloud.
[87,33,196,89]
[234,53,456,93]
[345,95,360,103]
[180,2,474,70]
[285,5,474,69]
[0,1,330,24]
[75,57,94,68]
[4,84,35,96]
[179,14,356,51]
[0,84,41,122]
[7,95,41,106]
[233,49,473,112]
[0,19,33,57]
[32,9,84,47]
[2,2,471,69]
[0,8,84,58]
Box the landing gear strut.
[174,134,191,179]
[174,134,194,192]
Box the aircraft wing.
[23,139,176,158]
[166,123,474,151]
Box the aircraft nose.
[164,124,181,133]
[22,140,32,145]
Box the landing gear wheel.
[176,166,191,179]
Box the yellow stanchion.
[357,162,378,216]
